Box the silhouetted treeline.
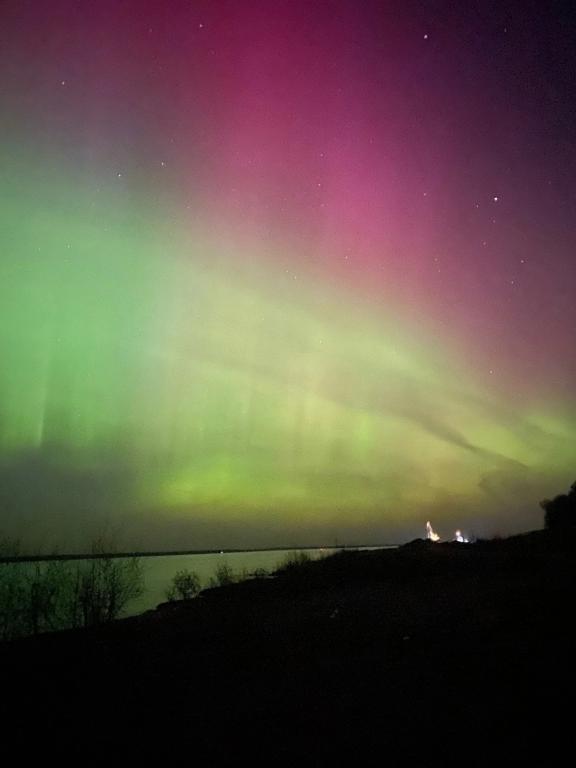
[0,537,143,641]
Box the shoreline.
[0,542,396,564]
[2,529,575,761]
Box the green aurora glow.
[1,167,573,549]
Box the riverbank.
[2,530,575,763]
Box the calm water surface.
[127,547,391,616]
[128,548,324,615]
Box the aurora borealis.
[0,1,575,551]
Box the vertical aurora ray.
[0,1,574,549]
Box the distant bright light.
[426,521,440,542]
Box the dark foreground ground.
[2,531,576,764]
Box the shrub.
[209,562,236,588]
[23,561,67,635]
[69,555,144,627]
[0,537,145,638]
[1,559,77,639]
[165,569,201,601]
[276,550,312,574]
[0,562,26,640]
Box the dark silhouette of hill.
[541,480,576,531]
[1,530,576,764]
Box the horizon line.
[0,542,398,564]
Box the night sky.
[0,0,574,551]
